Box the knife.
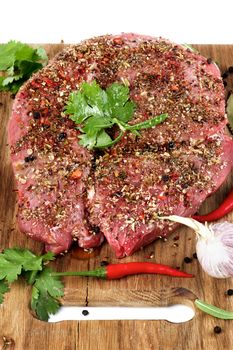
[49,304,195,323]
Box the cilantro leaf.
[31,268,64,321]
[0,247,61,321]
[182,43,198,53]
[79,133,97,149]
[95,130,114,148]
[227,93,233,132]
[0,41,48,93]
[64,80,168,149]
[0,255,22,283]
[65,91,93,123]
[81,80,107,113]
[0,248,55,283]
[105,83,136,122]
[0,280,10,304]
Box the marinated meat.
[8,34,233,255]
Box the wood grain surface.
[0,44,233,350]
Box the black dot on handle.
[82,310,89,316]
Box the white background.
[1,0,233,44]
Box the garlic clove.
[159,216,233,279]
[196,229,233,278]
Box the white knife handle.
[49,305,195,323]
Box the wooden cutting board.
[0,44,233,350]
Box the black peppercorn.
[58,132,67,141]
[100,260,109,266]
[214,326,222,334]
[184,257,192,263]
[24,154,36,162]
[33,111,41,119]
[222,71,229,79]
[92,225,100,234]
[82,310,89,316]
[226,289,233,296]
[207,58,212,64]
[228,66,233,73]
[162,174,170,182]
[167,141,175,150]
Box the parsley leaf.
[182,44,198,53]
[64,80,168,149]
[227,93,233,132]
[0,41,48,93]
[0,248,55,283]
[0,248,63,321]
[0,254,22,283]
[0,280,10,304]
[105,83,136,122]
[31,268,64,321]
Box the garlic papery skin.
[196,225,233,278]
[159,216,233,278]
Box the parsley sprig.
[30,268,64,321]
[0,248,62,321]
[64,80,168,149]
[0,41,48,94]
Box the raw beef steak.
[8,33,233,255]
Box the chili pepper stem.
[52,268,106,279]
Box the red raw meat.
[8,34,233,256]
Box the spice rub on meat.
[8,33,233,255]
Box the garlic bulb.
[159,215,233,278]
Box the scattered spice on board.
[214,326,222,334]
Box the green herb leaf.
[0,41,48,93]
[227,93,233,132]
[0,255,22,283]
[182,44,198,53]
[195,299,233,320]
[0,280,10,304]
[105,83,136,122]
[31,267,64,321]
[65,80,168,149]
[0,247,61,321]
[0,248,55,283]
[95,130,115,148]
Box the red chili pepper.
[192,188,233,222]
[53,262,193,279]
